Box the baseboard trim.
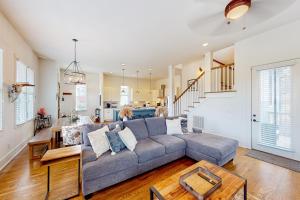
[0,137,30,171]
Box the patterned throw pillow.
[105,128,126,154]
[62,125,82,145]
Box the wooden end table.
[28,129,52,159]
[40,145,81,200]
[150,160,247,200]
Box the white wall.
[60,71,100,117]
[38,59,59,120]
[0,11,39,170]
[193,19,300,148]
[181,58,204,89]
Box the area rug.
[246,149,300,172]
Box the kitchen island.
[113,108,156,121]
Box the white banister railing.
[211,64,235,92]
[173,69,205,116]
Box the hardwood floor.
[0,147,300,200]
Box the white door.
[251,59,300,161]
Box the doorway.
[251,59,300,161]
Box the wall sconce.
[8,82,35,103]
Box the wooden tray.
[179,166,222,200]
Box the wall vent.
[193,115,204,130]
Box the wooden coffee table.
[40,145,81,200]
[150,160,247,200]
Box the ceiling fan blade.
[188,12,222,33]
[188,0,297,36]
[249,0,296,20]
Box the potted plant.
[37,107,47,118]
[119,106,133,121]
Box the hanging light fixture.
[136,70,140,94]
[121,67,126,95]
[63,39,86,85]
[225,0,251,20]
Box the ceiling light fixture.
[202,43,208,47]
[63,39,86,85]
[225,0,251,20]
[121,67,126,95]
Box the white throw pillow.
[88,125,110,158]
[166,118,183,135]
[118,127,137,151]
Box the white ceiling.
[0,0,300,78]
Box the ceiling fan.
[188,0,296,36]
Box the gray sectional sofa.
[81,117,238,197]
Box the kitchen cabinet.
[104,108,114,121]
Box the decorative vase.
[123,116,128,121]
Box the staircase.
[173,64,235,117]
[173,68,205,116]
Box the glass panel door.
[252,60,300,161]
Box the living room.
[0,0,300,200]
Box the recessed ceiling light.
[110,72,113,74]
[121,64,126,66]
[202,43,208,47]
[225,0,251,20]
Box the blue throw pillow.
[105,128,126,154]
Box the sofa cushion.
[108,121,124,130]
[145,117,167,136]
[134,138,165,163]
[175,133,238,160]
[150,135,186,154]
[123,119,149,140]
[82,124,105,146]
[82,150,138,181]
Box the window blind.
[259,66,292,150]
[15,61,34,125]
[26,67,34,120]
[75,84,87,111]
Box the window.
[15,61,35,125]
[120,86,129,106]
[76,84,87,111]
[0,49,3,129]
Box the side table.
[40,145,81,200]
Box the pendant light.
[136,70,140,94]
[121,68,126,95]
[63,39,86,85]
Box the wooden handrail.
[211,63,234,70]
[174,68,205,103]
[213,59,225,66]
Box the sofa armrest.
[81,145,97,164]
